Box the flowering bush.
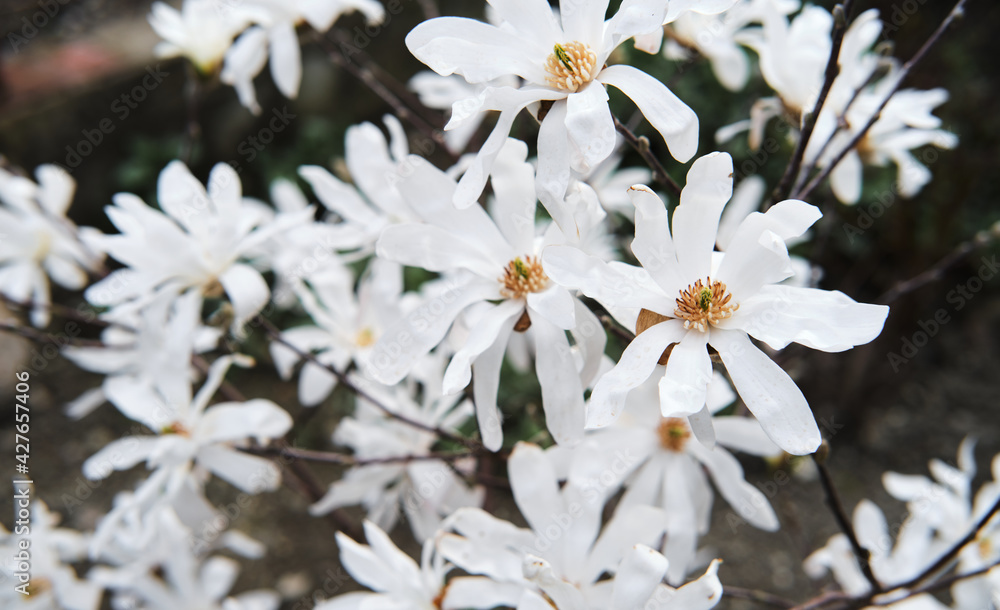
[1,0,997,609]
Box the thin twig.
[0,294,118,329]
[812,453,883,593]
[796,0,967,200]
[0,320,108,348]
[877,227,997,304]
[772,1,855,205]
[243,445,477,467]
[891,493,1000,592]
[613,115,682,197]
[314,31,455,159]
[724,585,797,608]
[256,315,488,452]
[179,62,201,165]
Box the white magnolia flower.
[222,0,384,113]
[543,152,888,455]
[0,501,101,610]
[310,368,483,541]
[84,161,312,335]
[298,115,418,256]
[659,0,800,91]
[631,0,741,55]
[0,163,102,327]
[270,258,406,406]
[436,442,723,610]
[804,500,949,609]
[368,140,606,450]
[82,355,293,537]
[90,507,279,610]
[406,0,699,208]
[807,77,958,204]
[320,521,450,610]
[550,372,782,582]
[62,290,220,419]
[149,0,252,73]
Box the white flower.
[367,140,606,450]
[320,521,449,610]
[84,161,312,335]
[90,507,279,610]
[406,0,699,208]
[0,163,102,327]
[0,501,101,610]
[270,258,406,406]
[149,0,251,73]
[543,152,888,455]
[631,0,741,55]
[309,367,483,541]
[657,0,800,91]
[62,290,220,419]
[436,442,723,610]
[550,372,782,582]
[82,355,293,536]
[221,0,385,113]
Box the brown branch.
[256,315,488,453]
[243,445,478,467]
[877,226,997,304]
[724,585,797,608]
[796,0,967,200]
[0,320,108,348]
[613,115,682,197]
[772,1,855,205]
[812,453,883,593]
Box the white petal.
[443,300,523,394]
[597,64,699,162]
[198,400,292,444]
[219,263,270,336]
[830,149,862,205]
[82,437,159,479]
[659,331,712,417]
[198,444,282,493]
[661,559,723,610]
[733,285,888,352]
[673,152,733,281]
[589,319,686,428]
[542,245,667,312]
[565,83,616,171]
[532,317,585,446]
[713,417,782,457]
[628,185,685,295]
[526,285,575,330]
[509,442,565,534]
[535,101,574,223]
[711,329,821,455]
[472,311,519,451]
[443,576,523,610]
[269,20,302,98]
[689,442,779,531]
[612,544,669,610]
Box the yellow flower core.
[674,278,739,332]
[657,417,691,452]
[499,256,549,299]
[161,421,191,437]
[544,42,597,92]
[355,327,375,347]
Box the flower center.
[355,327,375,347]
[161,421,191,437]
[674,278,738,332]
[544,42,597,92]
[657,417,691,452]
[499,256,549,299]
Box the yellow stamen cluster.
[355,327,375,347]
[674,278,738,332]
[657,417,691,452]
[499,256,549,299]
[161,421,191,437]
[544,42,597,92]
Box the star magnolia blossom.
[543,152,889,455]
[222,0,385,114]
[309,369,484,541]
[149,0,251,73]
[550,372,782,583]
[321,521,451,610]
[405,0,699,209]
[0,163,103,327]
[368,140,606,451]
[84,161,313,335]
[435,443,723,610]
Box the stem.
[795,0,967,200]
[812,454,883,593]
[244,445,477,467]
[877,227,996,304]
[256,315,487,453]
[613,115,682,197]
[772,0,855,205]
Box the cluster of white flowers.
[2,0,986,608]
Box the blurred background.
[1,0,998,607]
